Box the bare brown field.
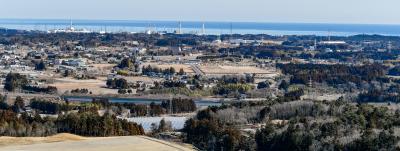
[90,64,116,69]
[124,76,163,83]
[0,133,85,147]
[200,65,271,74]
[0,134,194,151]
[50,77,117,95]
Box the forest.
[4,73,57,94]
[0,96,144,137]
[278,63,387,87]
[89,98,196,116]
[182,97,400,151]
[142,65,176,76]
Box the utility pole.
[70,18,73,29]
[314,39,317,51]
[327,30,331,41]
[169,95,173,114]
[170,99,173,114]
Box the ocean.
[1,19,400,36]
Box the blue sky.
[0,0,398,24]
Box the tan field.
[124,76,163,83]
[86,64,116,76]
[154,54,201,61]
[50,77,118,95]
[89,64,116,69]
[200,65,271,74]
[144,63,195,73]
[0,133,84,146]
[0,134,194,151]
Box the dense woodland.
[0,96,144,137]
[29,97,196,118]
[278,63,387,87]
[142,65,176,76]
[57,112,144,136]
[0,110,144,137]
[88,98,197,116]
[183,97,400,151]
[314,51,399,61]
[146,75,257,98]
[106,78,130,89]
[160,98,197,114]
[4,73,57,94]
[358,90,400,103]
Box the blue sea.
[1,19,400,36]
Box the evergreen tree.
[35,60,46,71]
[178,68,185,75]
[118,58,133,69]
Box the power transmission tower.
[201,22,206,35]
[178,21,182,34]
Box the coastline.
[2,19,400,36]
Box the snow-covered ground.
[125,116,188,132]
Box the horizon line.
[1,18,400,26]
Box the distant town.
[1,22,400,150]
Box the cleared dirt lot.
[49,77,118,95]
[200,65,272,74]
[0,134,194,151]
[124,76,163,83]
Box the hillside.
[0,134,193,151]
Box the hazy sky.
[0,0,398,24]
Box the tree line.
[91,98,196,116]
[161,98,197,113]
[142,65,176,76]
[0,106,144,137]
[278,63,387,87]
[4,73,57,94]
[182,96,400,150]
